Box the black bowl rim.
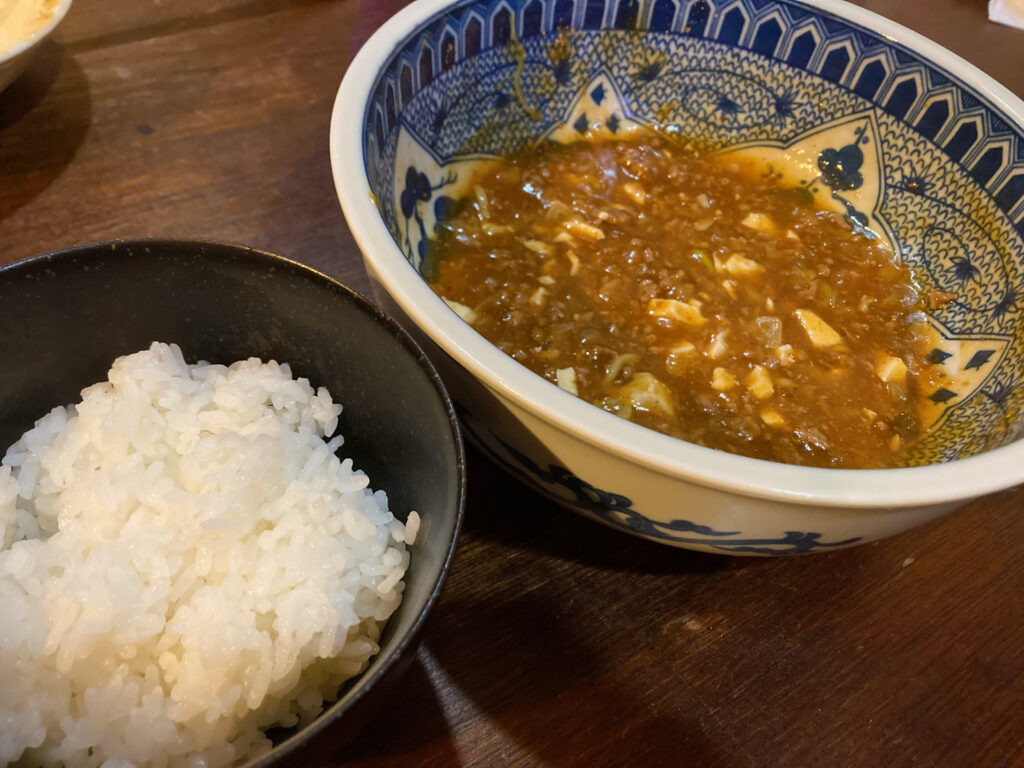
[0,237,467,766]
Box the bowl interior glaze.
[358,0,1024,468]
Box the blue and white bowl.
[331,0,1024,554]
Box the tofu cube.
[556,367,578,396]
[793,309,842,348]
[741,212,777,234]
[745,365,774,399]
[647,298,707,327]
[876,355,908,384]
[722,254,764,278]
[774,344,795,366]
[711,367,737,392]
[707,331,729,360]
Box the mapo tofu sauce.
[428,136,938,468]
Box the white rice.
[0,342,418,768]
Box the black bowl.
[0,239,465,766]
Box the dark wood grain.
[2,2,1023,767]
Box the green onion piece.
[692,249,715,274]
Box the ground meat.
[428,135,937,468]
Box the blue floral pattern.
[456,404,861,553]
[398,166,459,278]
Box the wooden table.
[2,2,1022,766]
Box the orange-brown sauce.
[428,136,937,468]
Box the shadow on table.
[461,443,744,577]
[0,42,91,222]
[341,650,463,767]
[349,589,733,768]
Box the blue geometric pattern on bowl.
[455,403,861,552]
[361,0,1024,466]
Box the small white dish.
[0,0,73,94]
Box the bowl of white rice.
[0,239,465,768]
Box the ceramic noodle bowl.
[332,0,1024,554]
